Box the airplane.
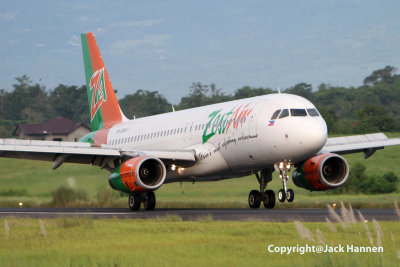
[1,32,400,211]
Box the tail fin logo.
[89,68,107,121]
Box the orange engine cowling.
[292,153,349,191]
[109,156,166,193]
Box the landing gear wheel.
[287,189,294,202]
[143,191,156,210]
[248,190,261,209]
[278,189,286,202]
[128,193,141,211]
[263,190,276,209]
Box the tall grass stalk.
[325,217,337,232]
[327,204,346,229]
[294,221,314,242]
[340,201,351,227]
[394,200,400,218]
[4,219,9,240]
[372,219,383,247]
[348,204,357,224]
[39,219,47,238]
[316,228,325,244]
[357,211,373,245]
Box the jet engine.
[109,156,166,193]
[292,153,349,191]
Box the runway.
[0,207,398,222]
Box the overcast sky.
[1,0,399,103]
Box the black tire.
[143,191,156,210]
[263,190,276,209]
[248,190,261,209]
[128,193,141,211]
[278,189,286,202]
[287,189,294,202]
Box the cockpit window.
[279,109,289,119]
[270,109,281,120]
[307,108,320,117]
[290,109,307,116]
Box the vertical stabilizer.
[81,32,126,131]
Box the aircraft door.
[183,122,193,141]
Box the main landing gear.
[248,168,276,209]
[248,160,295,209]
[128,192,156,211]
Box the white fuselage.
[107,93,328,182]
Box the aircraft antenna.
[172,105,175,112]
[277,86,281,94]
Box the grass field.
[0,133,399,208]
[0,136,399,266]
[0,215,399,266]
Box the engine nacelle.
[292,153,349,191]
[109,156,166,193]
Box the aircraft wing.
[0,139,196,170]
[322,133,400,159]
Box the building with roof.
[13,117,91,142]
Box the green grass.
[0,133,399,208]
[0,217,399,266]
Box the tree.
[119,90,171,118]
[332,162,399,194]
[233,86,273,99]
[317,106,338,134]
[284,83,313,100]
[4,75,50,122]
[178,82,231,109]
[363,66,397,86]
[353,104,399,133]
[50,85,89,124]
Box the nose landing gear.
[277,160,294,203]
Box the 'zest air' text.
[202,104,253,143]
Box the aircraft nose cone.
[292,118,327,158]
[304,118,328,153]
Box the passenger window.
[270,109,281,120]
[307,108,320,117]
[291,109,307,116]
[279,109,289,119]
